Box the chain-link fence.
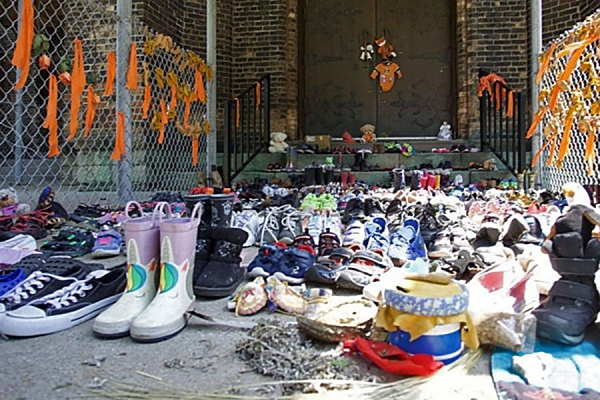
[534,9,600,192]
[0,0,209,212]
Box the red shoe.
[342,131,356,143]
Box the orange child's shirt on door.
[370,62,403,92]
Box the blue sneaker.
[364,233,390,253]
[91,229,122,258]
[273,245,316,284]
[247,242,287,278]
[388,226,414,265]
[404,218,427,260]
[365,216,387,236]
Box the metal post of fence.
[223,101,230,186]
[206,0,217,177]
[13,0,24,186]
[116,0,133,202]
[531,0,542,188]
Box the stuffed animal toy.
[374,36,396,61]
[360,124,377,143]
[0,187,30,216]
[36,186,68,227]
[268,131,289,153]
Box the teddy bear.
[374,36,397,61]
[268,131,289,153]
[360,124,377,143]
[0,187,30,217]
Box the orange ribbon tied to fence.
[84,86,100,138]
[536,42,557,85]
[44,74,60,158]
[126,44,138,90]
[195,67,206,104]
[506,91,514,118]
[68,38,86,142]
[12,0,34,91]
[104,51,116,96]
[158,99,167,144]
[192,137,199,166]
[170,84,177,110]
[111,112,126,161]
[142,86,151,119]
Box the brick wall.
[134,0,598,141]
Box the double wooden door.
[303,0,455,138]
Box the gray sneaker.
[279,211,304,245]
[232,210,259,247]
[257,208,280,245]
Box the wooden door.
[303,0,454,138]
[303,0,377,137]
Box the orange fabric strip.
[526,107,547,139]
[111,112,126,160]
[549,36,598,111]
[158,99,167,144]
[184,98,191,128]
[556,113,574,164]
[536,42,557,85]
[68,38,86,141]
[494,84,502,110]
[192,138,199,166]
[255,81,261,108]
[170,84,177,110]
[585,130,596,176]
[104,51,116,96]
[44,74,60,158]
[126,43,138,90]
[235,98,240,128]
[506,90,514,117]
[195,67,206,103]
[531,134,554,167]
[546,135,558,167]
[12,0,34,91]
[142,86,151,119]
[83,86,98,138]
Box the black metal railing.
[479,69,529,175]
[223,74,271,186]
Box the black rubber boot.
[501,214,529,247]
[193,227,249,298]
[210,193,234,227]
[324,168,334,184]
[533,238,600,345]
[304,167,316,186]
[184,194,212,228]
[352,153,361,171]
[314,166,324,186]
[192,227,213,285]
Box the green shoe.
[301,193,320,210]
[318,193,338,211]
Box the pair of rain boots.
[93,201,202,342]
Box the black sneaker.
[292,229,316,249]
[1,269,126,337]
[364,198,385,216]
[0,262,88,316]
[428,230,453,259]
[342,197,365,224]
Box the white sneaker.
[322,211,342,240]
[307,213,325,245]
[0,234,37,250]
[343,220,366,246]
[232,210,259,247]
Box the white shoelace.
[259,209,280,244]
[44,280,92,309]
[1,271,52,304]
[280,212,301,235]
